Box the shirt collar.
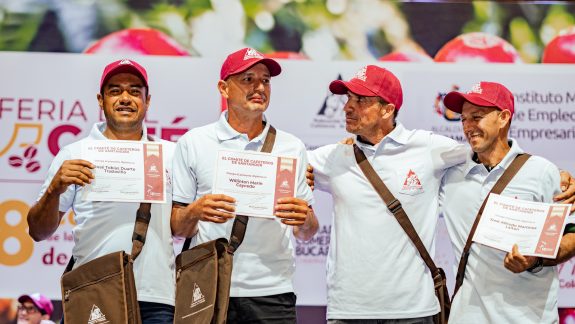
[90,122,149,141]
[215,111,270,143]
[354,122,409,153]
[463,138,524,176]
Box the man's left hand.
[554,170,575,213]
[275,197,309,226]
[504,244,539,273]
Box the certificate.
[81,140,166,203]
[473,193,572,258]
[212,150,298,218]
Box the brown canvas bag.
[353,144,450,324]
[174,126,276,324]
[61,198,153,324]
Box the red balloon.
[435,32,521,63]
[84,28,190,56]
[265,51,308,60]
[542,26,575,63]
[379,51,432,62]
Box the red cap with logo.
[329,65,403,110]
[18,293,54,317]
[100,59,148,92]
[220,48,282,80]
[443,81,514,116]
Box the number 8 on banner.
[0,200,34,266]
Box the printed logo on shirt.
[244,48,264,60]
[88,304,108,324]
[191,283,206,308]
[400,169,424,194]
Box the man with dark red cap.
[308,65,468,323]
[171,48,318,323]
[16,293,54,324]
[27,59,177,323]
[308,69,575,323]
[441,81,575,323]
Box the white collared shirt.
[38,122,176,306]
[440,139,569,323]
[172,112,314,297]
[309,123,467,319]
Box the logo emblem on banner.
[310,74,346,129]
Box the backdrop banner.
[1,53,574,306]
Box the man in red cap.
[307,67,575,323]
[27,59,177,323]
[17,293,54,324]
[441,81,575,323]
[171,48,318,323]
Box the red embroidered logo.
[402,169,423,191]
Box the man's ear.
[97,93,103,109]
[145,94,151,111]
[381,103,395,120]
[218,80,229,98]
[499,109,512,128]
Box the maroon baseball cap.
[100,59,148,92]
[220,48,281,80]
[18,293,54,317]
[443,81,514,116]
[329,65,404,110]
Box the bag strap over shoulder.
[182,125,277,254]
[353,144,440,275]
[452,153,530,297]
[65,135,158,271]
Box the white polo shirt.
[440,139,571,323]
[308,123,467,319]
[172,112,314,297]
[38,122,176,306]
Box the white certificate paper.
[81,140,166,203]
[473,193,572,258]
[212,150,298,218]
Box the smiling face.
[97,72,150,135]
[460,101,511,155]
[219,63,271,117]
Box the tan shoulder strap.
[353,144,440,275]
[452,153,531,297]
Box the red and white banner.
[1,53,574,306]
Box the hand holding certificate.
[212,150,298,219]
[81,140,166,203]
[473,193,572,258]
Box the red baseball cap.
[220,48,281,80]
[443,81,514,116]
[329,65,403,110]
[100,59,148,92]
[18,293,54,317]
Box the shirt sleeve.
[307,144,337,194]
[429,133,468,171]
[171,135,198,204]
[37,147,75,212]
[294,141,314,206]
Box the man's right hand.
[188,194,236,223]
[47,159,95,195]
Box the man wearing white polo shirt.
[309,65,468,323]
[170,48,318,323]
[27,59,176,323]
[440,81,575,323]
